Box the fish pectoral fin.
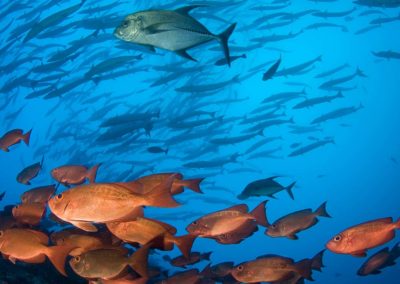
[371,270,382,275]
[175,50,197,62]
[351,251,367,257]
[70,220,98,232]
[144,23,173,35]
[143,45,156,52]
[9,256,17,264]
[287,234,299,240]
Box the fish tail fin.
[45,245,75,276]
[315,201,331,218]
[165,148,169,155]
[250,200,268,227]
[217,23,237,67]
[337,91,344,98]
[356,67,367,77]
[202,251,212,261]
[311,250,326,271]
[87,163,101,183]
[172,234,196,258]
[23,129,32,146]
[242,54,247,59]
[395,218,400,229]
[296,258,313,281]
[128,244,151,278]
[285,182,296,200]
[144,174,180,208]
[183,178,204,193]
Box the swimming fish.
[12,202,46,226]
[231,255,313,283]
[357,243,400,276]
[114,6,236,65]
[51,164,101,186]
[186,201,267,238]
[16,156,44,185]
[0,129,32,152]
[0,228,74,276]
[48,174,179,232]
[238,176,296,200]
[21,184,56,204]
[326,217,400,257]
[106,217,196,258]
[163,251,212,268]
[69,246,150,280]
[265,202,331,240]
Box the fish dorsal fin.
[256,254,280,259]
[175,5,205,15]
[26,229,49,245]
[225,204,248,213]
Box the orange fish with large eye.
[0,129,31,152]
[0,228,74,276]
[326,217,400,257]
[48,174,179,232]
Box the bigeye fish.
[357,243,400,276]
[16,156,44,185]
[69,246,150,280]
[48,174,179,232]
[231,255,313,283]
[326,217,400,257]
[265,202,331,240]
[106,217,196,258]
[0,228,74,276]
[186,201,267,238]
[0,128,31,152]
[12,202,46,226]
[114,6,236,66]
[51,164,101,186]
[21,184,56,204]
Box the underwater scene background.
[0,0,399,283]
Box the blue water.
[1,0,399,283]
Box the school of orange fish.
[0,128,399,283]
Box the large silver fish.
[114,6,236,66]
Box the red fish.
[16,156,44,185]
[21,184,56,204]
[0,129,31,152]
[326,217,400,257]
[51,164,101,186]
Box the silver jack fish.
[114,6,236,66]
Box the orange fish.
[107,217,195,258]
[135,173,203,195]
[21,184,56,204]
[231,255,312,283]
[186,201,267,238]
[16,156,44,185]
[69,246,150,280]
[12,202,46,226]
[0,129,31,152]
[326,217,400,257]
[0,228,74,276]
[51,228,119,256]
[51,164,101,186]
[48,174,179,232]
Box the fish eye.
[14,205,19,209]
[237,265,243,271]
[74,256,81,262]
[271,224,277,229]
[56,193,63,200]
[192,221,198,225]
[333,235,342,242]
[122,20,130,28]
